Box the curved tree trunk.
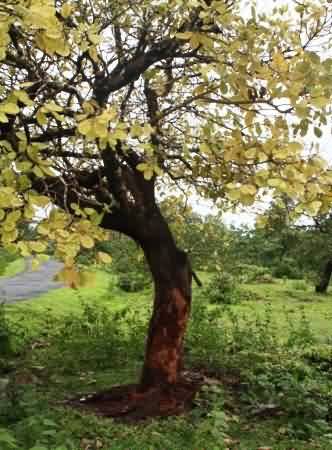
[140,241,192,389]
[70,207,198,418]
[316,258,332,293]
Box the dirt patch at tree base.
[68,372,204,422]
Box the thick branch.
[94,38,180,102]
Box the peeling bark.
[139,215,192,389]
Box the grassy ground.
[0,258,25,278]
[1,271,332,449]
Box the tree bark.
[315,258,332,293]
[139,213,192,390]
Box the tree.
[259,198,332,289]
[1,0,332,416]
[304,213,332,293]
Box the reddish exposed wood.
[69,372,203,421]
[139,218,192,389]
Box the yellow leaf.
[36,109,48,126]
[1,103,19,114]
[307,200,322,216]
[80,235,94,249]
[272,51,288,72]
[136,163,148,172]
[312,96,329,108]
[29,241,47,253]
[240,184,257,195]
[14,90,34,106]
[143,169,154,180]
[31,258,40,271]
[0,112,8,123]
[97,251,112,264]
[33,166,44,178]
[55,267,80,288]
[61,3,73,18]
[88,31,100,45]
[44,101,63,113]
[78,119,93,136]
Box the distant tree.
[254,199,332,287]
[1,0,332,416]
[308,214,332,293]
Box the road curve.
[0,259,64,304]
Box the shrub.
[272,257,303,279]
[203,271,241,304]
[117,271,150,292]
[256,273,275,283]
[38,301,148,373]
[234,263,272,283]
[187,302,332,440]
[0,249,16,277]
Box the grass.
[245,279,332,339]
[0,258,25,278]
[1,270,332,449]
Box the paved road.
[0,259,64,304]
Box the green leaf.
[314,126,322,138]
[0,427,17,448]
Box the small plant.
[203,271,241,304]
[0,427,17,450]
[194,384,231,441]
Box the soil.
[68,371,204,422]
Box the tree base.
[68,372,203,422]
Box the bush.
[234,264,273,283]
[203,271,241,304]
[0,249,16,277]
[117,271,150,292]
[36,301,149,373]
[187,302,332,440]
[272,257,303,279]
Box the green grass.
[1,271,332,449]
[245,279,332,338]
[0,258,25,278]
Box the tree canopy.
[1,0,332,280]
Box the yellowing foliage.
[0,0,332,287]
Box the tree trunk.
[133,207,193,390]
[70,208,199,419]
[140,236,192,390]
[316,258,332,293]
